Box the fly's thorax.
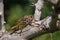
[23,15,34,24]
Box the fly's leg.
[20,29,22,36]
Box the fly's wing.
[10,23,27,34]
[10,16,28,31]
[11,20,24,30]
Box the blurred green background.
[4,0,60,40]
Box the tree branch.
[0,0,60,40]
[34,0,44,21]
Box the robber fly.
[10,15,34,35]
